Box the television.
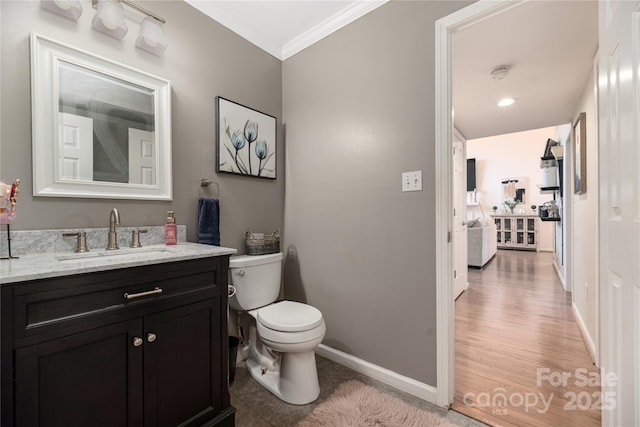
[466,158,476,192]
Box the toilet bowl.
[229,253,326,405]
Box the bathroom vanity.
[1,243,236,427]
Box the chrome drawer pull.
[124,287,163,300]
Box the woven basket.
[245,229,280,256]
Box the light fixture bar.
[91,0,165,24]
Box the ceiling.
[185,1,598,141]
[453,1,598,140]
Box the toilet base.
[246,350,320,405]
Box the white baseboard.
[552,259,566,289]
[315,344,438,405]
[572,302,597,365]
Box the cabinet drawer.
[12,257,223,345]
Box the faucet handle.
[63,231,89,253]
[130,229,148,248]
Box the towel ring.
[199,178,220,198]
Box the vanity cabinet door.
[143,298,221,427]
[14,319,143,427]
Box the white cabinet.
[491,214,538,251]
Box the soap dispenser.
[165,211,177,245]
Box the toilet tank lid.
[230,252,283,268]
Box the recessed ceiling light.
[498,97,518,107]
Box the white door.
[58,113,93,181]
[453,132,468,300]
[598,2,640,426]
[128,129,156,185]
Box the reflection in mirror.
[31,33,172,200]
[501,177,526,204]
[58,61,155,185]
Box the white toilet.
[229,252,326,405]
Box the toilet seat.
[252,301,326,345]
[257,300,323,332]
[257,318,326,345]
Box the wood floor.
[452,250,601,427]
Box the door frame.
[452,128,469,300]
[434,0,527,406]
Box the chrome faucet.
[106,208,121,250]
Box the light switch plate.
[402,170,422,192]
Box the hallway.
[452,250,601,427]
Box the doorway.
[434,0,597,411]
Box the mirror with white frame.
[31,33,172,200]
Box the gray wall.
[283,1,469,386]
[2,0,475,390]
[0,1,283,252]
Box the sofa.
[467,218,497,268]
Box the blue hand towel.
[198,198,220,246]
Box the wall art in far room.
[216,96,276,179]
[573,112,586,194]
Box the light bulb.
[41,0,83,20]
[101,14,119,30]
[143,37,158,48]
[498,97,518,107]
[136,17,166,55]
[92,0,127,40]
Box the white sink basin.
[57,247,177,263]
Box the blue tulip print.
[243,120,258,174]
[255,139,272,176]
[218,98,276,178]
[231,129,246,169]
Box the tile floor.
[229,354,488,426]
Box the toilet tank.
[229,252,283,311]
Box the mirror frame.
[30,33,172,200]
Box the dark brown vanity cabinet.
[1,256,235,427]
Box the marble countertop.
[0,243,237,285]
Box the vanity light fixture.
[91,0,167,55]
[136,16,167,55]
[92,0,128,40]
[40,0,83,21]
[498,97,518,107]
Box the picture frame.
[543,138,559,158]
[573,112,586,194]
[500,176,527,204]
[216,97,276,179]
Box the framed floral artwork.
[573,112,586,194]
[216,97,276,179]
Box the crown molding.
[281,0,389,60]
[186,0,389,61]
